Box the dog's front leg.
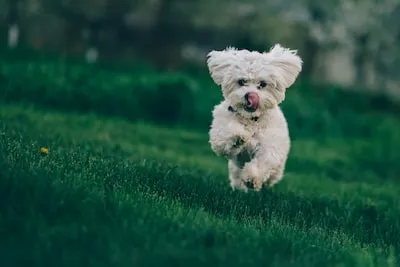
[209,119,251,159]
[228,160,248,192]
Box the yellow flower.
[40,147,49,155]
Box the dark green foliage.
[1,55,400,139]
[0,59,196,125]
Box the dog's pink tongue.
[246,92,260,110]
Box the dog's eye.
[238,79,246,86]
[259,81,267,88]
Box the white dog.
[207,44,302,192]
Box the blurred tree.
[143,0,193,69]
[41,0,134,62]
[190,0,309,54]
[1,0,399,97]
[126,0,207,69]
[304,0,400,94]
[2,0,20,49]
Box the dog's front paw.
[227,134,249,158]
[232,136,245,148]
[231,129,252,148]
[213,130,251,159]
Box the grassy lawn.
[1,104,399,267]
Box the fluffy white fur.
[207,44,303,192]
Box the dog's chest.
[239,119,265,137]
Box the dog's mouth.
[244,92,259,113]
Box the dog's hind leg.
[241,160,263,191]
[264,165,285,188]
[228,160,248,192]
[243,146,287,191]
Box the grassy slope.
[1,104,399,267]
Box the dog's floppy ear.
[267,44,303,89]
[206,47,237,85]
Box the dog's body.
[207,44,302,192]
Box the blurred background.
[0,0,400,140]
[1,0,400,95]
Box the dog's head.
[206,44,302,119]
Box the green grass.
[1,104,399,267]
[0,49,399,266]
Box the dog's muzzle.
[244,92,259,112]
